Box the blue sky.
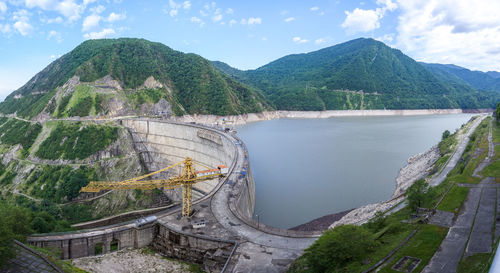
[1,0,500,100]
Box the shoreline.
[168,109,491,126]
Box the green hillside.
[213,38,499,110]
[421,63,500,93]
[0,38,272,118]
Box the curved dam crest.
[28,119,317,272]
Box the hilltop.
[213,38,499,111]
[0,38,272,119]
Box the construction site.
[26,118,320,273]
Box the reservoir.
[236,114,476,229]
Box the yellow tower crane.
[80,157,228,217]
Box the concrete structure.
[27,119,320,272]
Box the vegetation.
[458,253,493,273]
[0,38,272,117]
[422,63,500,93]
[378,225,448,273]
[0,89,56,119]
[214,38,499,111]
[27,165,96,203]
[0,118,42,156]
[28,245,89,273]
[36,122,118,160]
[0,198,80,267]
[406,179,435,212]
[437,185,469,213]
[302,225,378,272]
[446,118,491,184]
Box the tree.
[406,179,434,212]
[442,130,451,140]
[303,225,377,272]
[0,202,33,267]
[496,102,500,123]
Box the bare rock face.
[94,75,123,90]
[2,144,21,165]
[106,96,131,116]
[153,99,172,117]
[140,76,163,89]
[62,76,81,96]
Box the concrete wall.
[28,223,157,259]
[121,120,235,169]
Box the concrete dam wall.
[26,120,317,272]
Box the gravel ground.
[72,248,199,273]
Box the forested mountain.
[421,63,500,93]
[0,38,272,118]
[213,38,499,110]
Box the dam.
[27,119,319,272]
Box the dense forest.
[213,38,500,111]
[0,38,272,118]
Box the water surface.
[236,114,476,228]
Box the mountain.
[0,38,272,119]
[213,38,499,110]
[421,62,500,92]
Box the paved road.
[429,115,486,187]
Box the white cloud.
[182,0,190,9]
[90,4,105,14]
[83,28,115,39]
[13,20,33,35]
[293,36,308,44]
[190,16,204,26]
[106,12,125,22]
[247,17,261,25]
[284,17,295,22]
[212,13,222,22]
[25,0,86,22]
[341,8,380,34]
[55,0,85,22]
[377,0,397,11]
[46,16,63,23]
[12,9,33,35]
[310,6,319,11]
[82,14,100,32]
[375,33,394,44]
[169,9,178,17]
[169,0,180,9]
[229,19,236,26]
[50,54,56,59]
[0,23,11,33]
[47,29,62,42]
[315,38,325,44]
[226,8,233,14]
[395,0,500,71]
[341,0,397,34]
[0,1,7,13]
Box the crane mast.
[80,157,228,217]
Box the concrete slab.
[422,188,482,273]
[466,188,496,256]
[428,210,455,228]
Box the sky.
[1,0,500,100]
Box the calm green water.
[236,114,476,229]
